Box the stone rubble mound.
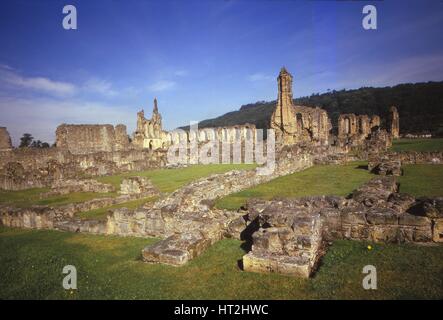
[119,176,159,196]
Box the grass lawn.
[216,162,443,210]
[216,162,375,210]
[391,138,443,152]
[77,197,158,220]
[0,226,441,299]
[0,164,255,208]
[96,163,256,193]
[398,164,443,197]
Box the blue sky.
[0,0,442,145]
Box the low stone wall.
[381,151,443,165]
[0,191,156,232]
[40,179,115,198]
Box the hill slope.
[181,81,443,136]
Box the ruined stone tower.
[271,67,296,137]
[388,106,400,139]
[270,67,331,146]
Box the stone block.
[399,213,431,227]
[366,208,398,225]
[243,252,312,278]
[341,209,367,225]
[370,225,399,242]
[413,227,433,242]
[142,232,211,266]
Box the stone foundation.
[1,147,441,278]
[241,177,442,277]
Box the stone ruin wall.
[0,147,167,190]
[56,124,129,154]
[0,127,12,151]
[169,123,257,145]
[338,114,380,139]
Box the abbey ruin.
[271,68,331,146]
[1,67,442,278]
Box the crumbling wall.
[0,148,167,190]
[338,114,359,137]
[0,127,12,151]
[56,124,129,154]
[338,114,379,141]
[115,124,130,151]
[370,115,381,128]
[132,99,170,150]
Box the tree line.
[187,81,443,136]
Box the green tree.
[19,133,33,148]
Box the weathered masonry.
[56,124,129,154]
[0,127,12,151]
[270,68,331,146]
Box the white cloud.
[0,66,128,98]
[247,73,273,82]
[148,80,176,92]
[0,70,78,96]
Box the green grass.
[391,138,443,152]
[0,164,255,208]
[398,164,443,197]
[96,163,256,193]
[0,226,441,299]
[76,197,158,221]
[216,162,375,210]
[216,162,443,211]
[0,188,113,208]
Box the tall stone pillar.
[388,106,400,139]
[270,67,297,138]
